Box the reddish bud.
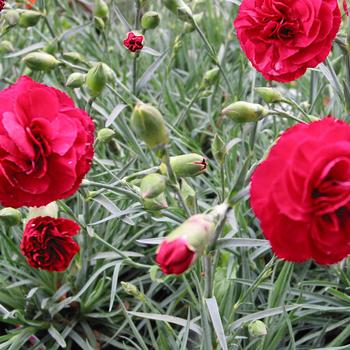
[156,237,195,275]
[0,0,5,11]
[123,32,144,53]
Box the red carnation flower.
[123,32,144,52]
[20,216,80,271]
[234,0,341,82]
[251,117,350,264]
[156,237,196,275]
[0,76,94,208]
[0,0,5,11]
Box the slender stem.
[175,88,201,127]
[203,255,213,298]
[269,109,307,124]
[192,20,233,95]
[163,147,192,217]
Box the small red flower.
[123,32,144,52]
[20,216,80,272]
[0,0,5,11]
[156,237,196,275]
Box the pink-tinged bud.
[123,32,144,53]
[0,0,5,12]
[156,237,196,275]
[156,213,217,275]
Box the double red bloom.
[123,32,144,52]
[234,0,341,82]
[0,76,94,208]
[20,216,80,272]
[251,118,350,264]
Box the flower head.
[20,216,80,271]
[0,0,5,11]
[0,76,94,208]
[251,117,350,264]
[123,32,144,52]
[234,0,341,82]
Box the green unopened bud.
[27,202,59,222]
[94,0,109,19]
[200,67,220,90]
[184,12,203,33]
[222,101,268,123]
[181,179,196,212]
[160,153,207,178]
[144,193,168,211]
[4,10,20,26]
[212,134,226,165]
[141,11,160,30]
[94,16,105,31]
[255,87,284,104]
[248,320,267,337]
[66,72,86,88]
[86,62,111,97]
[131,103,169,149]
[44,40,58,55]
[163,0,193,22]
[19,10,42,28]
[140,173,167,199]
[0,41,14,54]
[0,208,22,227]
[97,128,115,143]
[62,52,85,64]
[121,282,145,301]
[22,52,60,71]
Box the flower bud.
[97,128,115,143]
[200,67,220,90]
[163,0,193,22]
[0,208,22,227]
[0,40,14,54]
[156,214,216,275]
[140,173,167,199]
[212,134,226,165]
[222,101,268,123]
[248,320,267,337]
[66,72,86,88]
[121,282,145,301]
[86,62,111,97]
[4,10,20,26]
[62,51,85,64]
[144,193,168,211]
[255,87,284,104]
[18,10,42,28]
[131,103,169,149]
[94,16,105,32]
[22,52,60,71]
[43,40,58,55]
[141,11,160,30]
[94,0,109,19]
[160,153,207,178]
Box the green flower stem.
[192,19,233,95]
[163,147,192,217]
[282,98,313,121]
[269,109,307,124]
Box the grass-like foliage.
[0,0,350,349]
